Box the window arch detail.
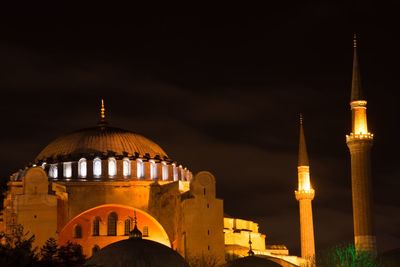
[107,212,118,236]
[137,159,144,179]
[78,158,87,178]
[74,224,82,239]
[93,157,102,177]
[124,218,131,236]
[108,157,117,177]
[123,158,131,177]
[93,217,100,236]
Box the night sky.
[1,3,399,256]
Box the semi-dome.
[85,238,189,267]
[35,125,168,163]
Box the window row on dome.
[73,213,150,239]
[45,157,192,181]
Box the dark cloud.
[1,4,400,255]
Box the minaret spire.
[298,114,309,166]
[248,232,255,256]
[351,34,363,101]
[295,115,315,262]
[130,210,143,239]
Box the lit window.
[172,163,178,181]
[162,161,168,181]
[137,159,144,179]
[93,157,102,177]
[74,224,82,239]
[49,164,58,179]
[93,217,100,236]
[78,158,87,178]
[124,219,131,236]
[123,158,131,177]
[63,162,72,178]
[108,157,117,177]
[150,160,157,180]
[107,212,118,236]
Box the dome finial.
[248,232,255,256]
[100,98,106,121]
[130,210,142,239]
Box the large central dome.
[35,125,168,162]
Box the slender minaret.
[295,115,315,261]
[346,35,376,254]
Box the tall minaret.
[295,115,316,261]
[346,35,376,254]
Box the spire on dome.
[100,98,106,121]
[130,210,142,239]
[298,114,309,166]
[248,232,255,256]
[351,34,363,101]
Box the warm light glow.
[108,157,117,177]
[150,160,157,180]
[93,157,102,177]
[63,162,72,178]
[172,163,178,181]
[298,166,312,192]
[123,158,131,177]
[353,107,368,134]
[49,164,58,178]
[137,159,144,179]
[78,158,87,178]
[161,161,168,181]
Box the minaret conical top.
[298,114,309,166]
[351,34,363,101]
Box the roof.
[35,125,168,162]
[85,238,188,267]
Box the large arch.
[58,204,171,257]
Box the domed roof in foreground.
[35,125,168,162]
[224,256,282,267]
[85,238,188,267]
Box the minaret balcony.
[346,132,374,142]
[295,189,315,201]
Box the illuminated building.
[295,115,315,261]
[346,35,376,254]
[0,101,225,265]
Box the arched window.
[63,162,72,178]
[93,217,100,236]
[49,164,58,179]
[162,161,168,181]
[172,163,178,181]
[107,212,118,236]
[78,158,87,178]
[108,157,117,177]
[137,159,144,179]
[124,219,131,236]
[123,158,131,177]
[92,245,100,255]
[93,157,102,177]
[74,224,82,239]
[150,160,157,180]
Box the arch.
[58,204,171,257]
[78,158,87,178]
[93,157,102,177]
[124,218,131,236]
[49,164,58,179]
[74,224,82,239]
[161,161,168,181]
[137,158,144,179]
[107,212,118,236]
[149,160,157,180]
[93,217,100,236]
[63,162,72,178]
[123,157,131,177]
[108,157,117,177]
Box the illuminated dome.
[35,125,168,163]
[85,238,189,267]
